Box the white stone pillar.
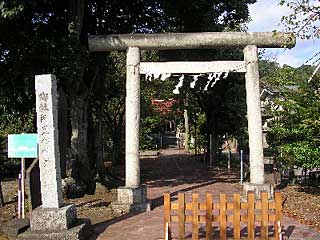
[35,74,63,208]
[112,48,149,214]
[21,74,91,239]
[244,45,265,185]
[125,47,141,188]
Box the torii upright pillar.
[243,45,273,198]
[112,47,150,213]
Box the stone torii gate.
[88,32,295,212]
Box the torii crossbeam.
[88,32,295,212]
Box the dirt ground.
[0,179,19,224]
[0,180,120,225]
[1,155,320,238]
[282,184,320,232]
[65,183,119,225]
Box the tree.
[0,0,169,193]
[262,62,320,169]
[280,0,320,40]
[157,0,256,163]
[0,0,258,193]
[280,0,320,80]
[0,178,4,207]
[175,70,247,163]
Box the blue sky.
[247,0,320,67]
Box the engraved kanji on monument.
[18,75,91,240]
[36,75,63,208]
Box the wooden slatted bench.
[164,191,282,240]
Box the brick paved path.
[92,149,320,240]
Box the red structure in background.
[151,98,179,116]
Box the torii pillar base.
[243,182,274,199]
[111,185,151,214]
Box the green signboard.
[8,134,38,158]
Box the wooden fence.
[164,191,282,240]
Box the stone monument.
[18,74,91,240]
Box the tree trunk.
[210,129,217,165]
[0,179,4,207]
[194,112,197,155]
[112,130,123,166]
[111,138,119,166]
[184,109,189,152]
[70,93,95,194]
[209,108,218,166]
[58,87,68,178]
[94,103,106,181]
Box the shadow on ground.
[90,150,242,239]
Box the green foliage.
[0,1,24,19]
[175,69,248,151]
[263,61,320,168]
[188,112,207,152]
[280,0,320,40]
[140,116,162,150]
[0,0,258,174]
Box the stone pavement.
[92,149,320,240]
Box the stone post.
[243,46,273,198]
[112,48,149,213]
[35,74,63,208]
[17,74,91,240]
[125,47,141,188]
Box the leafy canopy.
[262,61,320,168]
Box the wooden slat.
[192,193,199,240]
[186,203,192,210]
[171,216,178,222]
[269,214,276,221]
[213,215,219,222]
[241,214,248,222]
[219,194,227,240]
[206,192,213,240]
[173,202,205,210]
[164,192,282,240]
[182,202,207,210]
[269,202,275,209]
[164,192,171,240]
[261,191,269,239]
[199,216,206,223]
[200,203,206,210]
[255,201,261,209]
[274,191,282,240]
[171,203,178,210]
[241,202,248,209]
[178,193,185,240]
[227,202,234,210]
[233,194,241,239]
[165,222,170,240]
[247,192,255,240]
[172,215,209,223]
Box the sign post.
[8,133,38,219]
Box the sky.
[247,0,320,67]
